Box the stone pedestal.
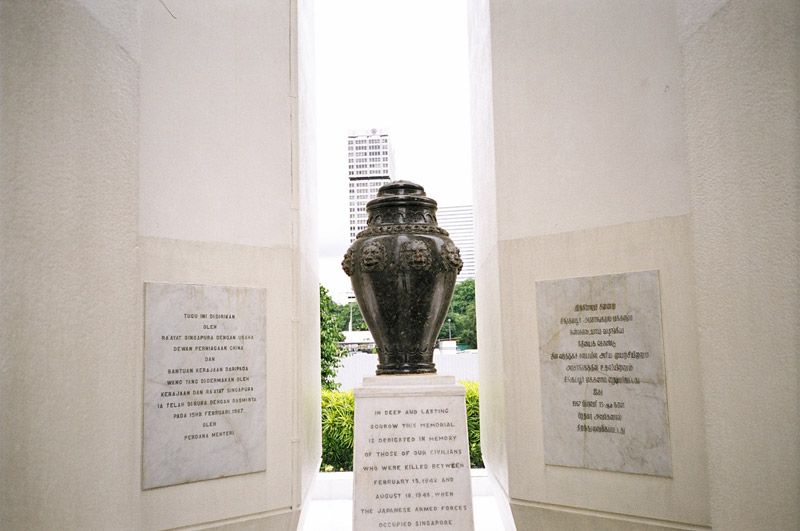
[352,375,474,530]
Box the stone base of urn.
[352,375,474,531]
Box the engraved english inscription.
[535,271,672,476]
[143,283,267,489]
[353,378,474,530]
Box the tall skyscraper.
[437,205,475,284]
[348,128,394,243]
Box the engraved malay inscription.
[535,271,672,476]
[143,282,267,489]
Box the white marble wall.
[1,1,319,529]
[683,1,799,528]
[470,0,799,529]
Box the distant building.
[437,205,475,283]
[348,128,395,243]
[339,330,375,354]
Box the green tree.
[438,279,478,349]
[450,278,475,315]
[333,300,368,332]
[320,285,349,390]
[458,302,477,349]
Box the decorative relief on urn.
[401,240,433,271]
[360,241,388,272]
[341,248,355,277]
[342,180,463,375]
[442,241,464,273]
[358,224,449,238]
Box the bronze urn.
[342,181,463,375]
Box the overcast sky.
[314,0,473,303]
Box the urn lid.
[367,180,438,210]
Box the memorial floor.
[299,470,509,531]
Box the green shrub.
[320,381,483,471]
[462,381,484,468]
[321,389,355,471]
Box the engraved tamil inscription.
[536,271,671,476]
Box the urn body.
[342,181,463,375]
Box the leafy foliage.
[320,285,349,391]
[450,278,475,315]
[320,381,483,471]
[462,381,483,468]
[332,301,368,332]
[438,278,478,349]
[320,389,355,471]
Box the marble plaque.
[536,270,672,476]
[143,282,267,489]
[353,375,474,530]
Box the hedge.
[462,381,483,468]
[321,381,483,471]
[321,389,355,472]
